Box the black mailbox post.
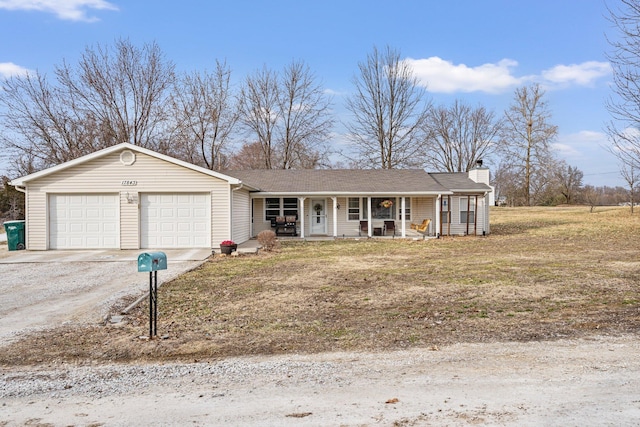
[137,252,168,338]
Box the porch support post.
[299,197,306,239]
[474,195,478,235]
[435,194,441,238]
[447,195,451,236]
[466,195,471,236]
[367,197,372,237]
[401,197,406,237]
[331,196,338,238]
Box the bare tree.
[501,83,558,205]
[0,72,103,174]
[423,99,502,172]
[606,0,640,169]
[345,45,430,169]
[238,66,278,168]
[238,61,332,169]
[228,141,271,169]
[170,60,238,170]
[56,39,175,150]
[492,162,522,206]
[277,61,333,169]
[0,176,24,220]
[582,185,602,212]
[620,161,637,213]
[0,39,175,175]
[555,161,584,205]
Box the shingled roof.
[430,173,492,192]
[223,169,489,195]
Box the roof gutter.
[248,191,452,198]
[11,183,26,194]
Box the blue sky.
[0,0,622,187]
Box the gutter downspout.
[13,185,27,248]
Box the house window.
[265,197,299,221]
[398,198,411,221]
[371,197,396,219]
[460,197,475,224]
[359,197,408,220]
[265,198,281,221]
[441,198,449,224]
[283,198,298,218]
[348,197,360,221]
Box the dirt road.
[2,335,639,426]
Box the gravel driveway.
[0,247,210,345]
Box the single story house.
[10,143,492,250]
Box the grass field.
[2,206,639,366]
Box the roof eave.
[10,143,243,186]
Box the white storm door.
[140,193,211,248]
[310,199,327,234]
[49,194,119,249]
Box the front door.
[310,199,327,234]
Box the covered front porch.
[248,192,490,239]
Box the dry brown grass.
[2,206,640,366]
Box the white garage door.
[140,193,211,248]
[49,194,119,249]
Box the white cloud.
[405,57,527,94]
[0,62,31,78]
[552,130,623,186]
[0,0,118,22]
[553,130,609,160]
[404,57,611,94]
[541,61,611,87]
[555,130,607,149]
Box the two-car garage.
[48,193,211,249]
[11,143,248,251]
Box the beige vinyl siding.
[231,189,251,244]
[211,184,231,245]
[120,192,139,249]
[25,150,232,249]
[25,192,47,250]
[336,197,355,236]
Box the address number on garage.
[121,180,138,186]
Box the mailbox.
[137,251,167,272]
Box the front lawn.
[2,206,639,365]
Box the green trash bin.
[4,220,25,251]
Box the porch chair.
[383,220,396,237]
[410,219,431,238]
[359,220,368,237]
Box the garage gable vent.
[120,150,136,166]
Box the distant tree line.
[0,39,636,216]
